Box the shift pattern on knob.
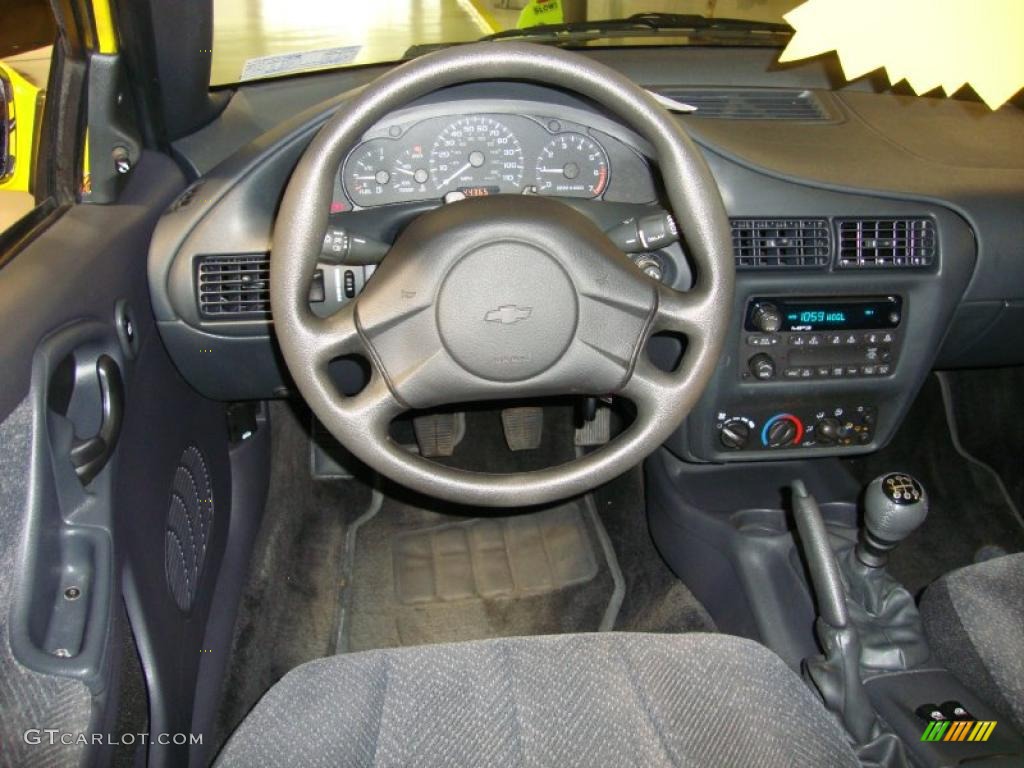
[881,473,924,505]
[864,473,929,546]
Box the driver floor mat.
[337,494,621,653]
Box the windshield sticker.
[239,46,362,82]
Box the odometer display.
[428,116,524,193]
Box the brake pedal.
[501,407,543,451]
[575,404,611,446]
[412,412,465,457]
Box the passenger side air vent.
[650,87,828,120]
[836,219,937,268]
[731,218,831,269]
[197,253,270,317]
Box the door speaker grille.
[165,445,215,612]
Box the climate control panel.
[715,404,877,452]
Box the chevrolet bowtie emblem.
[484,305,533,325]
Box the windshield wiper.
[478,12,792,43]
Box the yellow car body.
[0,57,44,194]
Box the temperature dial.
[761,413,804,448]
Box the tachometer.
[345,143,392,204]
[428,116,524,193]
[533,133,609,198]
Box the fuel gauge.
[345,143,391,204]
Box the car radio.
[740,296,903,382]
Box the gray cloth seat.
[217,632,858,767]
[920,552,1024,732]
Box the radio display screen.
[746,296,902,332]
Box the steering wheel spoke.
[651,283,717,340]
[618,355,676,412]
[306,302,365,368]
[335,368,405,434]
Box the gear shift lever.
[857,473,929,568]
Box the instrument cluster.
[339,112,645,209]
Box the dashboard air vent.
[731,218,831,269]
[649,88,827,120]
[197,254,270,317]
[836,219,937,268]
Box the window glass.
[0,0,56,232]
[211,0,798,85]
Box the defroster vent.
[197,253,270,317]
[731,218,831,269]
[650,88,828,120]
[836,219,936,268]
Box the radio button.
[844,334,859,345]
[877,364,891,376]
[790,334,806,346]
[861,365,877,376]
[816,366,831,378]
[845,365,860,376]
[747,334,771,346]
[807,335,822,346]
[784,367,801,379]
[882,332,894,344]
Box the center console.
[666,172,976,463]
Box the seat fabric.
[217,631,858,767]
[920,552,1024,732]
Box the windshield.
[211,0,799,85]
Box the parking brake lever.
[791,480,878,744]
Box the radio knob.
[720,419,751,450]
[748,353,776,381]
[752,303,783,333]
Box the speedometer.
[533,133,609,198]
[428,117,524,194]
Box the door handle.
[69,355,124,485]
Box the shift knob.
[857,473,929,567]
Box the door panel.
[0,150,190,766]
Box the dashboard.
[148,47,1024,466]
[334,110,656,210]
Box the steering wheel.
[271,42,734,507]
